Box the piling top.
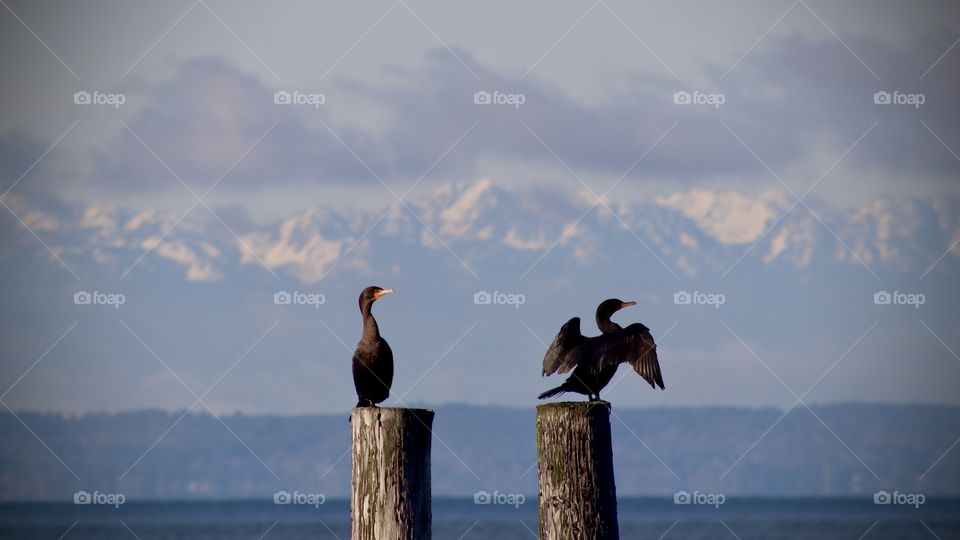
[351,407,435,426]
[351,406,435,414]
[537,400,611,414]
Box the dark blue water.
[1,498,958,539]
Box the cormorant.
[538,298,664,401]
[352,286,395,407]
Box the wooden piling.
[350,407,434,540]
[536,401,619,540]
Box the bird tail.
[538,384,568,400]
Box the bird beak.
[621,300,637,308]
[373,288,395,299]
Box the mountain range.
[6,179,960,283]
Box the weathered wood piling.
[351,407,434,540]
[537,401,619,540]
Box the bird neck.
[361,302,380,340]
[596,315,622,334]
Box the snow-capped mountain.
[9,179,956,283]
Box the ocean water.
[1,497,958,539]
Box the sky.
[0,0,959,415]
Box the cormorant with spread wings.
[538,298,664,401]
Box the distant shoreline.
[5,401,959,418]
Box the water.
[1,498,959,539]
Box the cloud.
[94,58,380,193]
[348,37,960,187]
[717,35,960,178]
[16,29,952,210]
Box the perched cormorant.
[538,298,664,401]
[352,286,395,407]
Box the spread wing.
[592,323,664,389]
[542,317,586,376]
